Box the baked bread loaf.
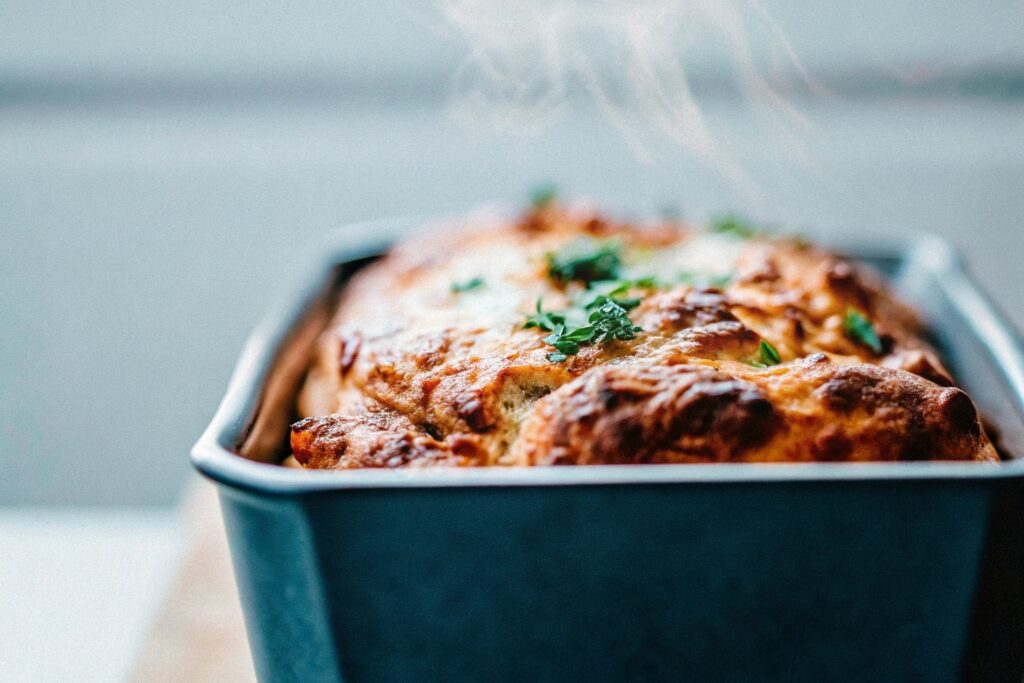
[290,203,999,468]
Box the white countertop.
[0,507,182,681]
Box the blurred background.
[1,0,1023,678]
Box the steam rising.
[437,0,816,187]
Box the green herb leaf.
[581,278,657,310]
[604,280,633,298]
[560,326,596,343]
[759,339,782,366]
[844,309,883,354]
[450,276,484,293]
[546,239,623,284]
[525,296,642,362]
[711,215,757,239]
[589,300,643,343]
[612,296,642,310]
[530,183,558,209]
[583,293,642,313]
[524,298,565,332]
[553,339,580,355]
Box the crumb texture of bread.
[290,205,999,468]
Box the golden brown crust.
[512,363,777,465]
[290,410,480,469]
[512,355,996,465]
[290,204,998,468]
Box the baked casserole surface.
[290,204,998,468]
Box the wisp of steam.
[435,0,816,188]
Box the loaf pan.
[193,219,1024,682]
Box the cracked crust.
[289,205,999,468]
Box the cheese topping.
[290,205,998,468]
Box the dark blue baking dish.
[193,218,1024,682]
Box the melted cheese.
[290,206,999,468]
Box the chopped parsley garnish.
[844,309,883,354]
[546,239,623,284]
[530,183,558,209]
[759,339,782,366]
[525,297,642,363]
[588,299,644,343]
[580,278,659,310]
[450,276,484,293]
[711,215,757,239]
[524,298,566,332]
[585,292,642,312]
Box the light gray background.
[2,1,1023,505]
